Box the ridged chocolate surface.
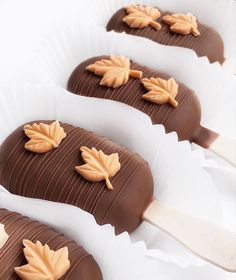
[106,8,225,64]
[0,208,103,280]
[68,56,207,144]
[0,122,154,234]
[68,56,219,147]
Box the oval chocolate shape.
[107,7,224,64]
[67,56,219,148]
[67,56,204,142]
[0,121,154,234]
[0,208,103,280]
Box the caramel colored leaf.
[86,55,142,88]
[123,4,161,30]
[0,223,9,250]
[75,146,121,190]
[24,120,66,153]
[14,240,70,280]
[142,77,179,107]
[163,13,200,36]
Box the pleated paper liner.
[0,84,235,277]
[86,0,236,72]
[33,25,236,165]
[2,187,228,280]
[0,187,161,280]
[1,188,235,280]
[0,84,223,221]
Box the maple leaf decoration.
[141,77,179,107]
[75,146,121,190]
[86,55,142,88]
[14,240,70,280]
[163,13,200,36]
[24,120,66,153]
[123,4,161,30]
[0,223,9,249]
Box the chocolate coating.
[106,8,225,64]
[67,56,218,147]
[0,122,154,234]
[0,208,103,280]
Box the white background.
[0,0,88,84]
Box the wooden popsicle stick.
[143,200,236,272]
[193,127,236,167]
[209,136,236,167]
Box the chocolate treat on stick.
[0,208,103,280]
[0,120,235,271]
[106,4,224,64]
[67,55,218,148]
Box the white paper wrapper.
[87,0,236,72]
[0,84,236,278]
[0,84,235,227]
[34,25,236,138]
[1,187,235,280]
[0,84,221,221]
[0,187,162,280]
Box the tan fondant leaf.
[24,120,66,153]
[0,223,9,249]
[75,146,121,190]
[142,77,179,107]
[14,240,70,280]
[163,13,200,36]
[86,55,142,88]
[123,4,161,30]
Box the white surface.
[0,0,88,85]
[210,136,236,167]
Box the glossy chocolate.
[0,208,103,280]
[106,8,225,64]
[67,56,218,147]
[0,122,154,234]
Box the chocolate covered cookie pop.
[0,120,235,271]
[106,4,224,64]
[67,55,218,148]
[0,120,153,234]
[0,208,103,280]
